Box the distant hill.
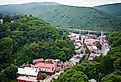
[95,3,121,16]
[0,2,121,31]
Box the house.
[53,59,63,68]
[69,55,81,64]
[34,62,57,75]
[89,46,98,53]
[63,61,75,69]
[33,58,44,64]
[68,32,80,41]
[33,58,63,75]
[0,19,3,24]
[20,63,31,67]
[86,34,97,39]
[88,53,95,61]
[17,67,40,82]
[80,35,85,43]
[100,35,106,44]
[85,39,98,46]
[74,49,81,55]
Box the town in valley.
[17,30,110,82]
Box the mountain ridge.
[95,3,121,16]
[0,2,121,31]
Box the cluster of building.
[68,32,85,64]
[84,31,110,61]
[16,31,110,82]
[17,58,62,82]
[84,34,101,61]
[17,57,80,82]
[100,31,110,55]
[68,31,110,62]
[17,32,86,82]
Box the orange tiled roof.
[35,62,56,68]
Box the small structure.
[70,55,81,64]
[68,32,80,41]
[63,61,75,69]
[88,53,95,61]
[0,19,3,24]
[85,39,98,46]
[88,79,97,82]
[33,58,44,64]
[74,49,81,55]
[86,34,97,39]
[20,63,31,67]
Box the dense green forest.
[0,14,121,82]
[0,2,121,31]
[0,15,74,82]
[0,14,22,22]
[95,3,121,16]
[54,32,121,82]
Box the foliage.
[0,13,22,23]
[56,31,121,82]
[101,70,121,82]
[40,73,47,80]
[96,31,121,81]
[100,55,114,74]
[95,3,121,16]
[73,62,101,80]
[0,64,17,82]
[54,69,88,82]
[0,16,74,81]
[0,3,121,31]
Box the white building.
[0,19,3,24]
[17,67,40,82]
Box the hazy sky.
[0,0,121,7]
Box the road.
[44,71,63,82]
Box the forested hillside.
[0,2,121,31]
[95,3,121,16]
[0,16,74,82]
[54,32,121,82]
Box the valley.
[0,2,121,31]
[0,1,121,82]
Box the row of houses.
[17,32,84,82]
[17,32,109,82]
[84,32,110,61]
[68,32,100,82]
[17,59,58,82]
[17,57,78,82]
[68,31,110,62]
[68,32,85,64]
[16,36,84,82]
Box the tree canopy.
[54,69,88,82]
[56,31,121,82]
[0,15,74,81]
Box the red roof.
[35,63,56,68]
[86,35,97,39]
[33,58,44,64]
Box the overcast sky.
[0,0,121,7]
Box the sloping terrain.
[95,3,121,16]
[0,2,121,31]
